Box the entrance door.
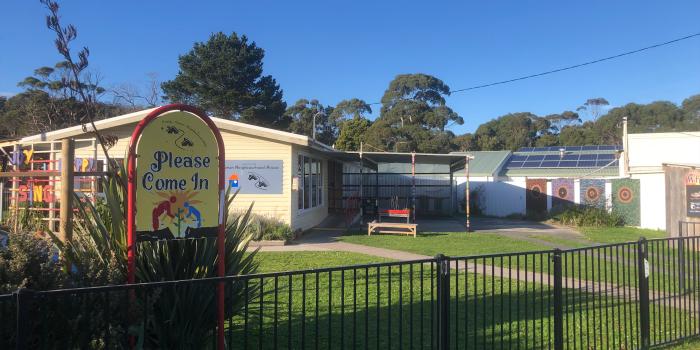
[327,161,344,213]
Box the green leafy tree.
[332,98,372,151]
[162,32,287,128]
[365,74,463,152]
[577,97,610,121]
[470,112,552,151]
[285,99,335,145]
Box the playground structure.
[0,138,105,238]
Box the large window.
[298,154,322,210]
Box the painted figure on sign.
[183,201,202,228]
[152,196,176,230]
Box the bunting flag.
[612,178,640,226]
[551,178,574,209]
[580,179,606,208]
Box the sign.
[132,110,221,239]
[126,104,227,349]
[224,160,283,194]
[687,171,700,217]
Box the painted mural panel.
[612,178,640,226]
[551,179,574,209]
[526,179,547,215]
[580,179,606,209]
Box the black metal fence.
[3,234,700,349]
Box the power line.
[368,32,700,105]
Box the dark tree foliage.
[162,32,287,128]
[332,99,372,151]
[365,74,463,152]
[470,112,554,151]
[284,99,335,145]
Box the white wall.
[628,132,700,171]
[465,179,527,217]
[632,173,666,230]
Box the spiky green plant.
[48,161,259,348]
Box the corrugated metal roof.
[450,151,511,177]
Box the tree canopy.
[364,74,463,153]
[161,32,287,128]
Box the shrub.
[0,231,65,294]
[247,214,295,241]
[552,206,624,227]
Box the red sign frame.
[126,104,227,349]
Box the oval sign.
[131,106,223,240]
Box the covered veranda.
[325,150,475,232]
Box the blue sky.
[1,1,699,134]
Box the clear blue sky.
[1,1,699,134]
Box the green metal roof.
[451,151,511,177]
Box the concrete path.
[253,220,698,313]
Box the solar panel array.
[506,153,619,169]
[516,145,622,152]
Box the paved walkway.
[252,219,697,313]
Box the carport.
[326,149,474,231]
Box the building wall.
[55,123,298,227]
[290,145,329,231]
[628,132,700,171]
[469,178,527,217]
[631,173,666,230]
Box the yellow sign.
[135,111,219,239]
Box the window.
[298,154,323,211]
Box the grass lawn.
[339,232,552,257]
[580,226,668,243]
[227,260,697,349]
[252,251,393,273]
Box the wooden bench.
[367,221,418,237]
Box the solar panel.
[578,160,596,167]
[580,145,597,151]
[543,154,560,161]
[506,144,622,170]
[579,154,596,160]
[523,161,542,168]
[511,155,527,161]
[540,161,559,167]
[526,155,545,161]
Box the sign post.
[126,104,227,349]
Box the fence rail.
[3,233,700,349]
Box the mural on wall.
[551,178,574,209]
[526,179,547,214]
[687,170,700,217]
[612,178,640,226]
[580,179,606,209]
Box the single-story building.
[0,108,343,232]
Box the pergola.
[327,148,475,232]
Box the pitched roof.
[499,146,621,178]
[12,107,336,152]
[451,151,511,177]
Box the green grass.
[528,234,590,248]
[580,226,668,244]
[226,262,698,349]
[339,232,552,257]
[252,251,393,273]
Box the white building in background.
[622,131,700,231]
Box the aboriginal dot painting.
[580,179,606,209]
[612,178,640,226]
[551,178,574,209]
[526,179,547,215]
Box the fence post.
[15,288,36,350]
[552,249,564,350]
[435,254,450,350]
[678,222,686,291]
[637,238,651,350]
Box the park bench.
[367,221,418,237]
